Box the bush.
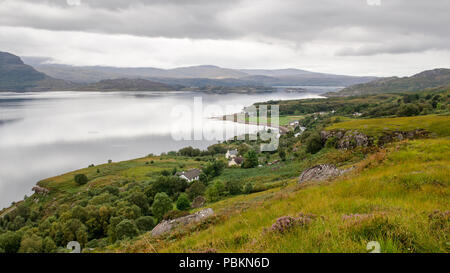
[151,192,173,221]
[0,231,22,253]
[19,235,43,253]
[397,104,420,117]
[186,181,206,200]
[135,216,156,233]
[176,193,191,211]
[205,180,225,202]
[305,132,323,154]
[115,219,139,240]
[242,150,259,168]
[203,160,226,178]
[243,182,253,194]
[225,180,242,195]
[74,174,88,185]
[151,176,188,198]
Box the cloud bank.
[0,0,448,76]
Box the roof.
[177,169,201,180]
[227,149,238,155]
[233,157,244,164]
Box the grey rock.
[298,164,346,183]
[32,186,50,195]
[151,208,214,237]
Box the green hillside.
[0,51,75,92]
[327,69,450,97]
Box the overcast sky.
[0,0,449,76]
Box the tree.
[127,191,150,214]
[176,193,191,211]
[186,181,206,200]
[205,180,225,202]
[151,192,173,221]
[205,186,220,202]
[19,235,43,253]
[203,160,226,178]
[242,150,259,168]
[225,180,242,195]
[305,132,323,154]
[62,219,88,247]
[397,104,420,117]
[135,216,156,233]
[74,174,88,185]
[0,231,22,253]
[42,236,57,253]
[151,176,188,197]
[115,219,139,240]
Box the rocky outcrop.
[151,208,214,237]
[377,129,430,146]
[321,130,372,149]
[298,164,347,183]
[321,129,430,149]
[32,186,50,195]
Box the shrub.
[243,182,253,194]
[186,181,206,200]
[203,160,226,178]
[397,104,420,117]
[115,220,139,240]
[74,174,88,185]
[176,193,191,211]
[0,231,22,253]
[19,235,43,253]
[135,216,156,233]
[225,180,242,195]
[151,192,173,221]
[242,150,259,168]
[305,132,323,154]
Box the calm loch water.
[0,89,330,208]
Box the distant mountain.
[24,57,376,87]
[327,68,450,97]
[239,68,344,78]
[78,78,178,91]
[0,52,75,92]
[23,62,249,84]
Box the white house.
[225,149,238,159]
[289,120,300,127]
[176,169,201,183]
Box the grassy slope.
[122,115,450,253]
[326,114,450,137]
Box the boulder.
[32,186,50,195]
[151,208,214,237]
[298,164,345,183]
[191,196,206,209]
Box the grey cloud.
[0,0,449,55]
